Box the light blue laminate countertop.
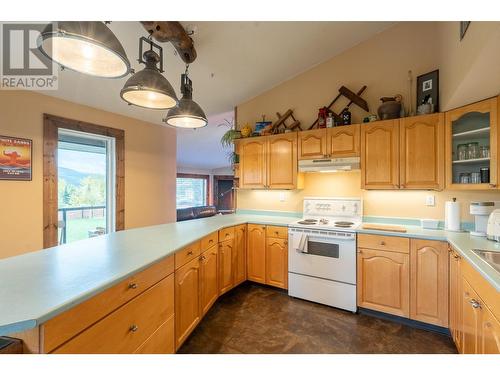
[1,214,499,336]
[0,214,296,336]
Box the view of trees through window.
[176,175,208,209]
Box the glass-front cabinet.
[445,97,498,190]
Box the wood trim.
[176,173,211,206]
[43,114,125,248]
[213,175,235,211]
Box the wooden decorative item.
[309,85,369,130]
[140,21,197,64]
[267,109,301,134]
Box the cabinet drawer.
[175,241,201,270]
[219,227,235,242]
[53,274,174,354]
[134,315,175,354]
[266,225,288,239]
[358,234,409,253]
[201,232,218,250]
[42,255,174,353]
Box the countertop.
[0,213,499,336]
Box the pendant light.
[120,37,178,110]
[163,65,207,128]
[38,21,130,78]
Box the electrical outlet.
[425,195,435,206]
[279,192,286,202]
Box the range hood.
[298,157,360,172]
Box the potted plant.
[218,119,241,166]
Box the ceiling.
[38,21,395,169]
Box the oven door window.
[307,240,339,258]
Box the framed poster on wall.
[0,135,32,181]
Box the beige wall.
[0,91,176,259]
[236,21,500,222]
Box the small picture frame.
[0,135,33,181]
[416,69,439,113]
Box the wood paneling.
[201,232,218,251]
[297,129,327,160]
[134,315,175,354]
[327,124,360,157]
[238,138,267,188]
[265,237,288,289]
[247,224,266,284]
[175,241,201,270]
[266,225,288,239]
[53,274,174,354]
[400,113,444,190]
[218,239,234,294]
[480,306,500,354]
[266,132,298,189]
[361,119,400,189]
[219,226,235,242]
[357,248,409,317]
[200,245,219,316]
[233,224,247,287]
[357,234,409,253]
[461,277,482,354]
[410,239,449,327]
[174,257,201,349]
[449,247,463,351]
[43,114,125,248]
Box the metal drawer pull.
[187,251,193,256]
[380,241,386,245]
[470,299,481,309]
[200,255,206,261]
[128,282,138,289]
[129,325,139,332]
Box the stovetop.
[290,218,361,231]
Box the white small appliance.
[298,157,360,172]
[470,201,499,237]
[288,197,362,312]
[487,209,500,242]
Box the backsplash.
[236,171,500,223]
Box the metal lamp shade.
[38,21,131,78]
[164,97,208,128]
[120,67,178,109]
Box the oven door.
[288,229,356,285]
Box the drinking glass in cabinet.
[459,173,471,184]
[457,144,468,160]
[467,142,479,159]
[479,145,490,159]
[471,172,481,184]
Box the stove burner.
[334,221,354,228]
[297,219,318,225]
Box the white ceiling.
[37,21,394,169]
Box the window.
[176,173,209,209]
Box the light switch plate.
[425,195,435,206]
[279,192,286,202]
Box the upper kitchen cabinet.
[238,132,302,189]
[445,97,498,190]
[400,113,444,190]
[361,119,400,189]
[238,137,267,188]
[298,129,327,160]
[326,124,360,158]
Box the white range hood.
[298,157,360,172]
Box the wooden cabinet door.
[174,257,201,349]
[239,138,267,188]
[449,249,463,352]
[267,132,298,189]
[480,305,500,354]
[297,129,327,160]
[219,239,234,295]
[400,113,444,190]
[357,248,409,317]
[327,124,360,157]
[233,224,247,286]
[265,237,288,289]
[361,120,400,189]
[461,277,482,354]
[200,245,219,317]
[247,224,266,284]
[410,239,449,327]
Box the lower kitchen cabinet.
[461,277,482,354]
[265,237,288,289]
[480,305,500,354]
[175,257,201,350]
[449,247,463,351]
[410,239,449,327]
[219,238,234,294]
[247,224,267,283]
[200,244,219,317]
[234,224,247,286]
[357,247,410,317]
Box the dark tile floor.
[178,283,458,354]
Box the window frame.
[176,173,211,209]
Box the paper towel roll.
[445,200,461,231]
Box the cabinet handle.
[490,184,497,188]
[200,255,206,261]
[470,299,481,309]
[187,251,193,256]
[284,241,288,245]
[128,282,138,289]
[454,254,460,259]
[485,322,492,328]
[358,250,362,254]
[129,324,139,333]
[208,239,213,244]
[380,241,386,246]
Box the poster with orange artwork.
[0,136,32,181]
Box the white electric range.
[288,197,362,312]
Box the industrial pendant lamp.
[38,21,131,78]
[120,37,178,110]
[163,66,207,128]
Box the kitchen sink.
[472,249,500,273]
